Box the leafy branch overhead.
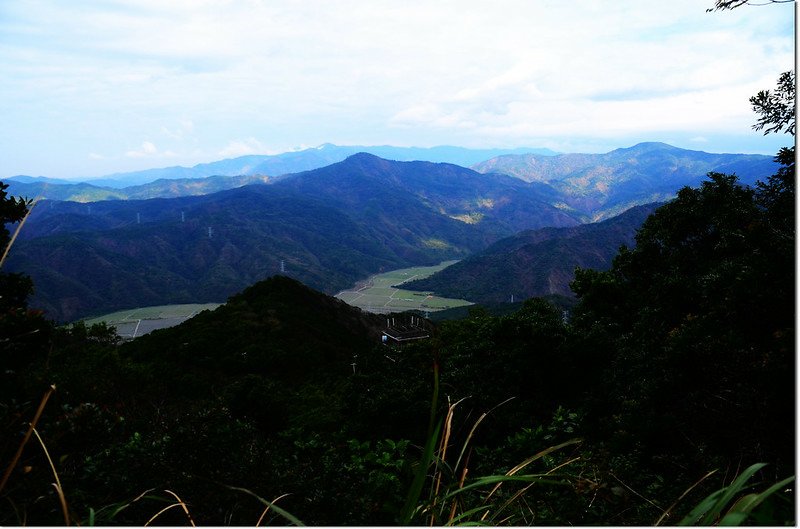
[750,70,795,136]
[707,0,794,12]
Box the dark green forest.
[402,202,661,303]
[0,53,796,528]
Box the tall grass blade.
[85,488,156,525]
[226,485,305,526]
[698,463,767,526]
[432,398,457,519]
[401,356,443,525]
[427,361,440,439]
[163,490,195,526]
[441,473,571,502]
[401,419,443,524]
[445,504,491,525]
[610,471,662,511]
[447,453,471,524]
[255,493,290,526]
[717,475,795,526]
[452,397,515,480]
[0,384,56,494]
[678,489,727,526]
[678,463,768,525]
[31,426,69,525]
[655,469,718,526]
[431,397,470,525]
[484,438,581,502]
[487,456,581,524]
[144,503,186,526]
[0,196,38,269]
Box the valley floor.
[83,303,221,339]
[80,262,471,339]
[335,260,473,314]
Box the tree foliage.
[751,70,795,136]
[571,57,795,476]
[707,0,794,12]
[572,169,794,459]
[0,181,34,311]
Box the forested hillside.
[403,203,660,303]
[6,155,579,322]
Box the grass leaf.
[226,485,305,526]
[718,475,795,526]
[678,463,768,525]
[400,418,443,524]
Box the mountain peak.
[613,142,681,154]
[345,151,384,161]
[337,152,395,170]
[232,274,326,305]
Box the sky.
[0,0,795,179]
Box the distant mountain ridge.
[10,144,558,189]
[6,143,777,224]
[7,175,75,185]
[402,203,661,304]
[472,142,777,220]
[6,174,272,203]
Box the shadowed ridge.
[403,203,661,303]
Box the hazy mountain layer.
[472,142,777,220]
[11,144,556,189]
[6,174,272,203]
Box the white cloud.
[0,0,793,177]
[124,141,177,159]
[125,141,158,158]
[218,138,269,158]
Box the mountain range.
[4,143,779,322]
[8,144,558,190]
[7,142,777,222]
[7,155,577,321]
[472,142,777,220]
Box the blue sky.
[0,0,794,179]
